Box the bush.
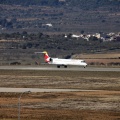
[10,62,21,65]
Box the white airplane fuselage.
[48,58,87,68]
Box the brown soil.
[0,70,120,120]
[73,53,120,66]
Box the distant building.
[46,23,53,27]
[72,34,80,38]
[95,33,100,39]
[42,23,53,27]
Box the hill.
[0,0,120,9]
[0,0,119,66]
[0,0,120,33]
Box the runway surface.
[0,65,120,71]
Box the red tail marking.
[44,53,50,62]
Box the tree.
[0,18,7,27]
[81,30,84,34]
[37,32,43,38]
[22,31,28,35]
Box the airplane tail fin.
[35,51,51,63]
[42,51,50,63]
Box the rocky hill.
[0,0,120,33]
[0,0,120,9]
[0,0,120,65]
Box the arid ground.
[0,69,120,120]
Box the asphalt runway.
[0,65,120,71]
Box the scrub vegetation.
[0,70,120,120]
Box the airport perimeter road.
[0,87,102,93]
[0,65,120,71]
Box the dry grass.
[0,70,120,120]
[75,53,120,59]
[73,53,120,66]
[0,70,120,77]
[0,70,119,90]
[0,91,120,120]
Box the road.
[0,87,102,93]
[0,65,120,71]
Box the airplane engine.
[49,58,53,62]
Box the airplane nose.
[85,63,87,66]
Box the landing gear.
[64,65,67,68]
[57,65,60,68]
[84,65,87,68]
[57,65,67,68]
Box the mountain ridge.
[0,0,120,10]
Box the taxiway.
[0,65,120,71]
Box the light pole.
[18,90,31,120]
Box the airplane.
[35,51,87,68]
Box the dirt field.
[74,53,120,59]
[0,70,120,120]
[73,53,120,66]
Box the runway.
[0,65,119,71]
